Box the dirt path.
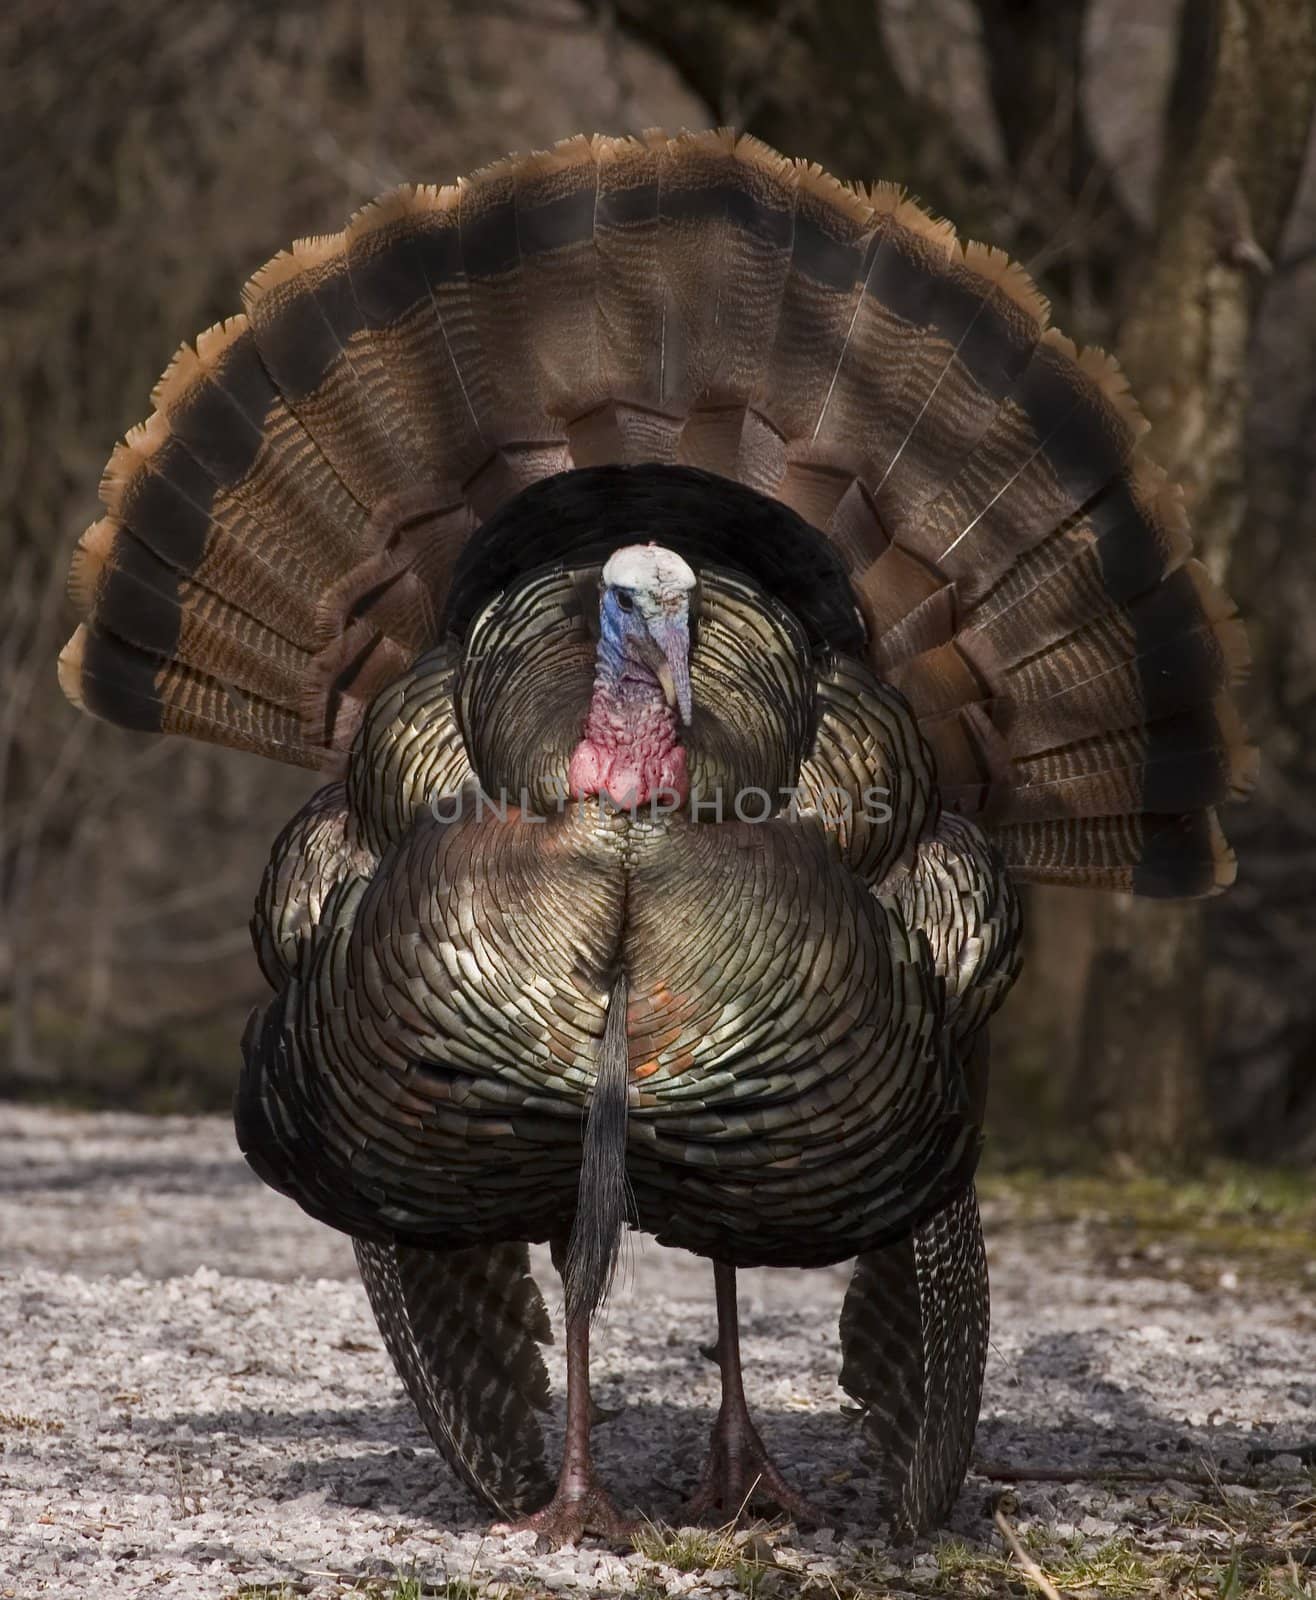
[1,1105,1312,1598]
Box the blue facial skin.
[595,582,692,724]
[595,585,638,689]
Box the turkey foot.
[493,1306,637,1547]
[495,1479,639,1546]
[685,1393,822,1524]
[683,1262,823,1526]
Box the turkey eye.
[616,590,635,612]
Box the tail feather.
[563,975,633,1326]
[664,131,796,418]
[909,336,1145,606]
[243,237,422,506]
[754,163,878,446]
[968,460,1192,660]
[155,317,368,571]
[809,184,962,467]
[995,807,1237,896]
[871,240,1049,531]
[513,135,605,418]
[1003,562,1248,757]
[460,158,565,447]
[662,151,798,496]
[60,128,1254,896]
[58,623,316,764]
[589,133,684,442]
[72,517,309,704]
[343,188,486,478]
[1009,697,1257,822]
[99,411,340,646]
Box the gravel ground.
[0,1105,1312,1599]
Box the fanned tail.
[61,128,1253,895]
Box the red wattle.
[569,692,689,809]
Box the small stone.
[738,1532,775,1564]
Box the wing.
[838,1178,989,1536]
[354,1237,555,1517]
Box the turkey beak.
[644,616,693,725]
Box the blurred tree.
[1071,0,1316,1162]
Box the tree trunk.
[583,0,990,209]
[1066,0,1316,1164]
[975,0,1143,323]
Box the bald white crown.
[602,543,696,593]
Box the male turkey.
[59,130,1253,1542]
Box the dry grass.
[631,1519,786,1597]
[0,1410,64,1434]
[977,1163,1316,1293]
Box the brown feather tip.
[343,184,426,244]
[243,232,345,308]
[795,159,879,228]
[515,131,599,182]
[729,131,798,184]
[593,132,658,172]
[67,517,118,612]
[1184,560,1251,681]
[960,239,1051,328]
[662,127,801,201]
[1075,344,1150,441]
[1042,331,1150,444]
[463,145,537,194]
[863,177,905,216]
[193,314,249,369]
[149,340,205,414]
[1213,693,1261,798]
[98,409,169,512]
[667,126,743,165]
[151,318,248,409]
[881,191,960,263]
[640,125,676,153]
[56,626,88,710]
[1129,457,1193,564]
[1206,809,1238,892]
[406,181,461,220]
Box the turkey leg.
[493,1308,637,1545]
[684,1262,822,1525]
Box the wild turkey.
[59,129,1253,1542]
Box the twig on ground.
[994,1509,1065,1600]
[975,1459,1271,1488]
